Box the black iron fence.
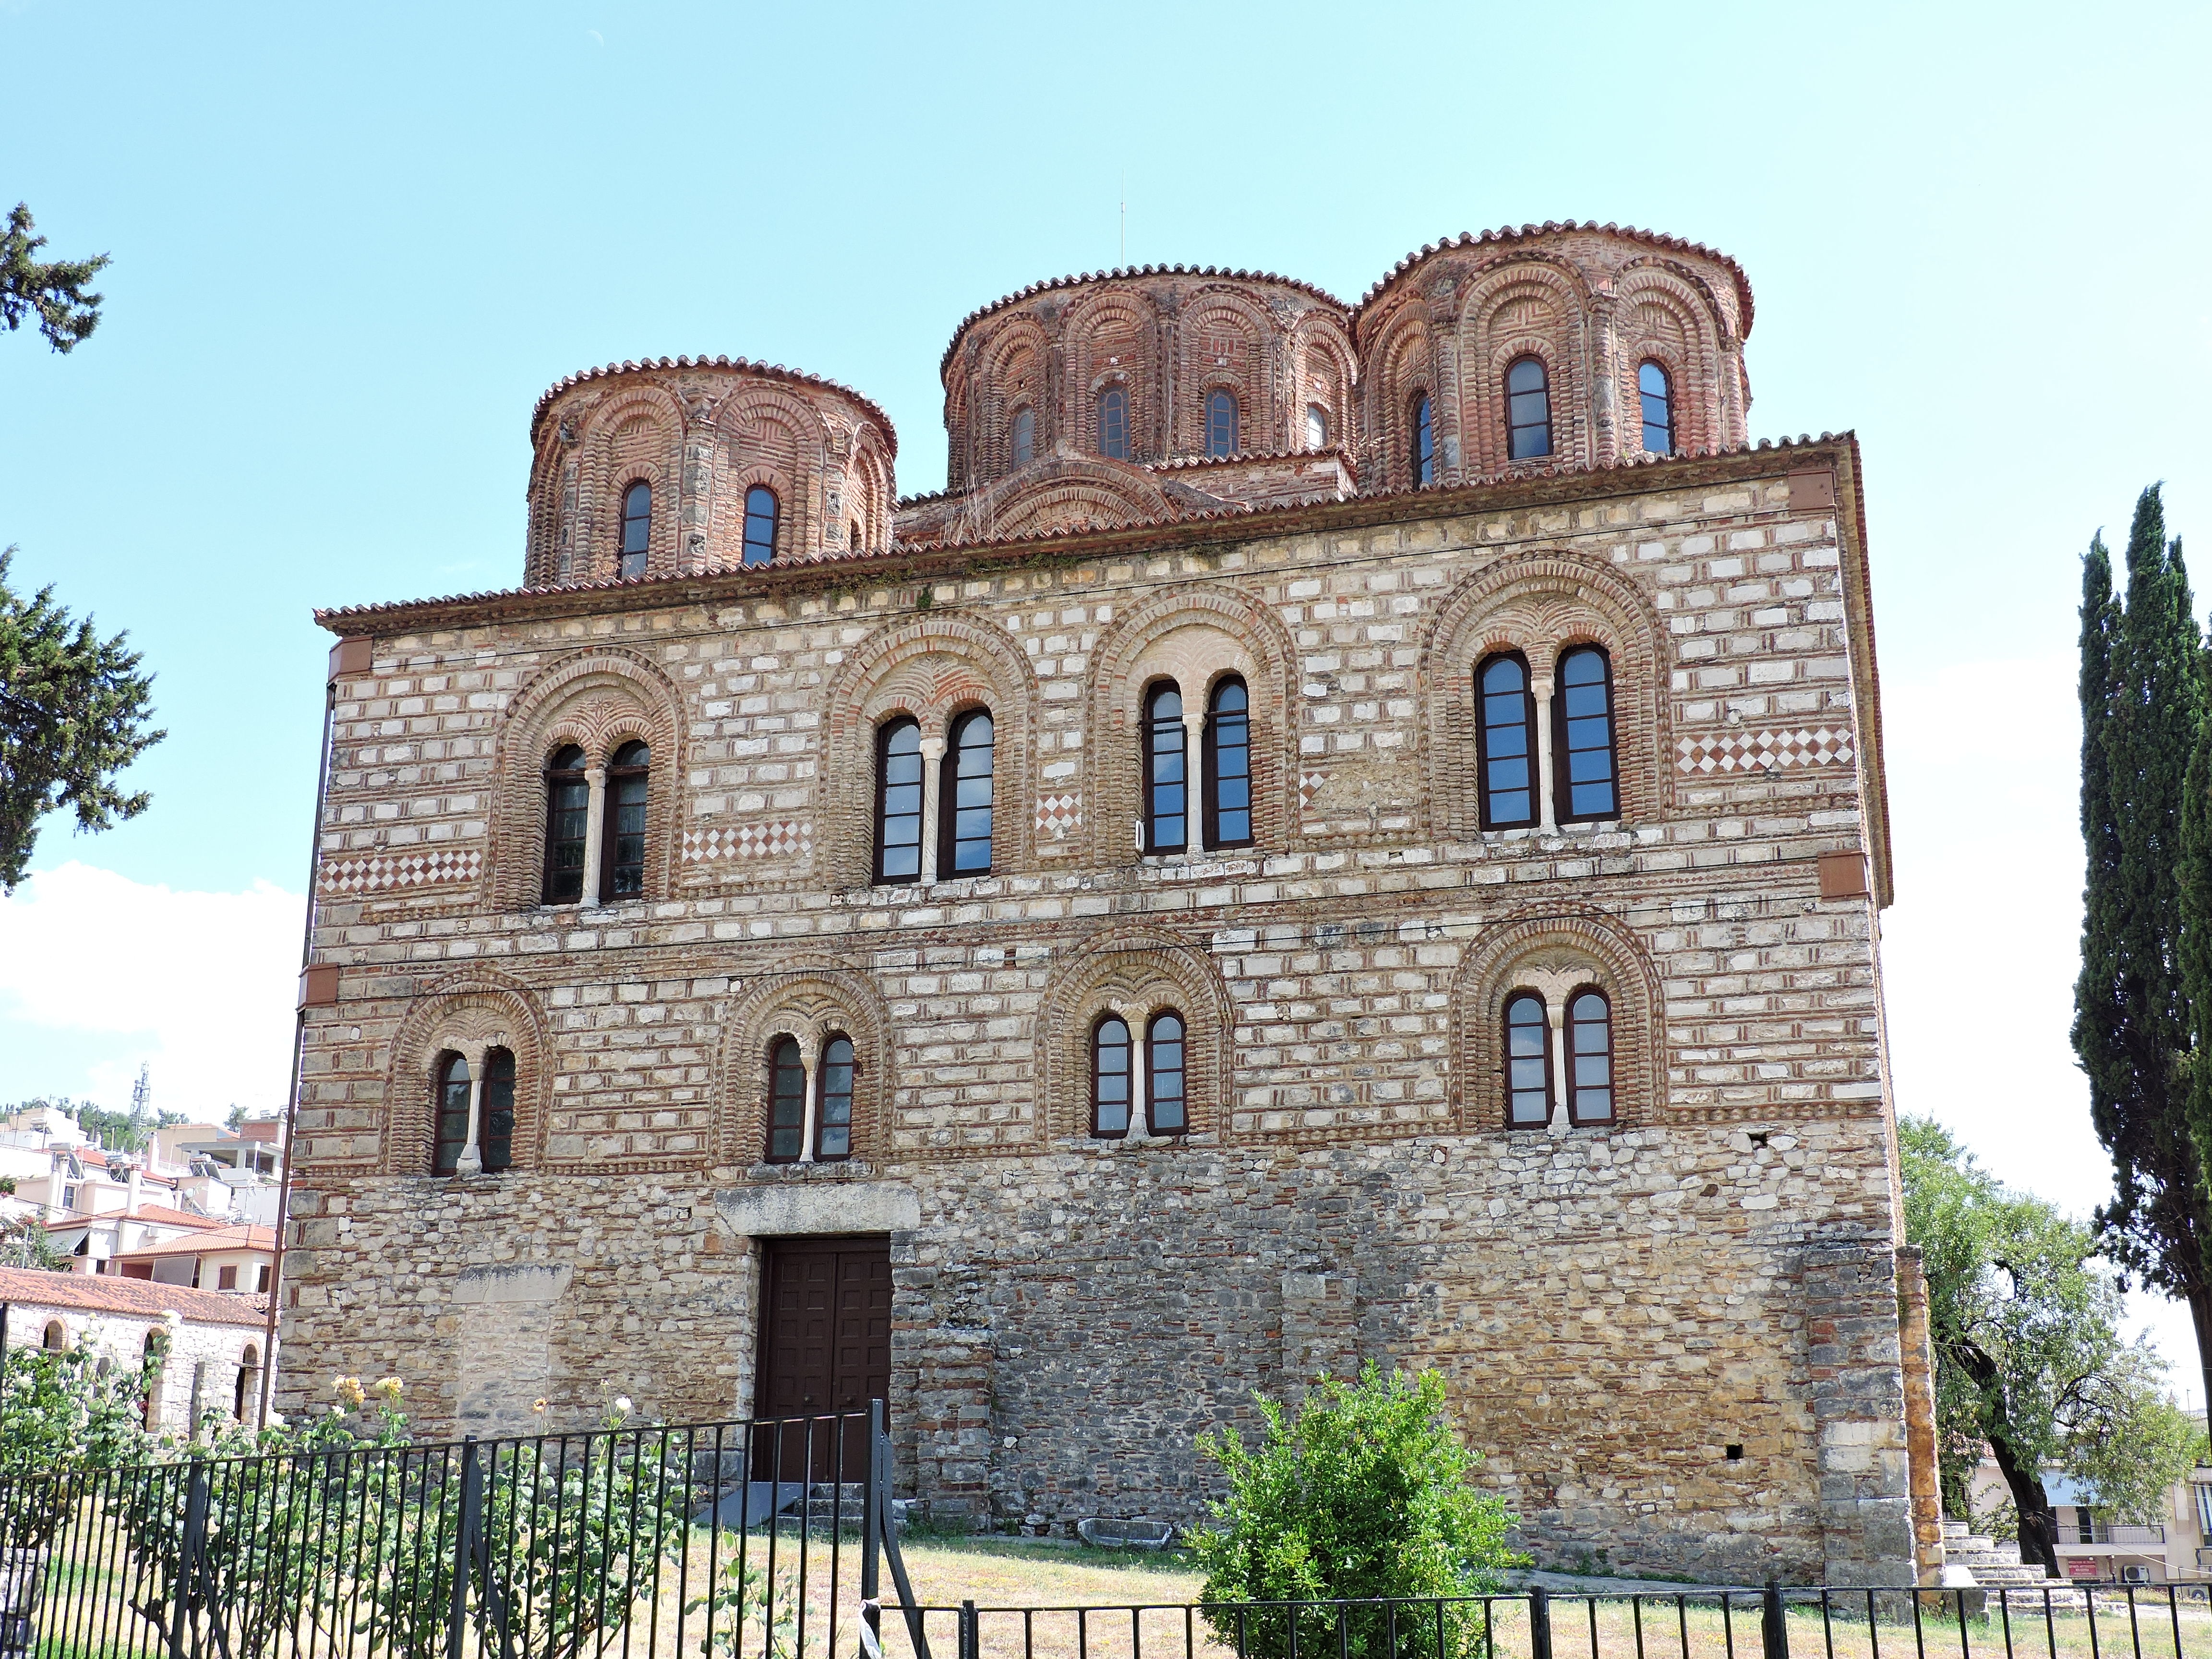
[4,1408,2208,1659]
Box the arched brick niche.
[526,358,897,585]
[716,964,891,1166]
[1086,585,1297,866]
[1417,553,1667,838]
[1448,910,1664,1131]
[1352,225,1752,483]
[381,971,552,1176]
[1035,927,1231,1143]
[818,613,1039,890]
[487,649,685,911]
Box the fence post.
[172,1460,210,1659]
[960,1600,978,1659]
[1762,1583,1789,1659]
[1528,1587,1552,1659]
[446,1437,481,1659]
[870,1404,931,1659]
[861,1404,882,1659]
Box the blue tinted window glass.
[944,710,994,873]
[1098,386,1129,460]
[767,1037,806,1161]
[742,486,778,566]
[876,719,923,881]
[1478,656,1535,827]
[1412,394,1435,486]
[1639,361,1673,456]
[619,481,651,578]
[1505,995,1550,1126]
[1146,684,1186,852]
[1506,358,1553,460]
[1568,990,1613,1122]
[1093,1017,1131,1135]
[818,1035,855,1158]
[1148,1011,1186,1133]
[1206,390,1238,458]
[1556,647,1616,820]
[1208,678,1251,846]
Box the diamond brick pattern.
[681,821,812,862]
[1676,729,1854,774]
[1298,770,1325,811]
[319,848,482,896]
[1034,793,1081,839]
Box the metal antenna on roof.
[1120,172,1125,265]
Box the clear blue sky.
[5,0,2212,1364]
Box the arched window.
[1147,1011,1186,1135]
[619,481,651,579]
[1475,654,1536,829]
[1553,647,1617,822]
[766,1036,806,1162]
[875,718,923,883]
[742,485,779,566]
[1010,405,1036,467]
[1566,989,1614,1124]
[1092,1015,1132,1137]
[1204,677,1251,848]
[1306,404,1329,450]
[602,740,649,899]
[1638,361,1674,456]
[42,1321,63,1351]
[1205,389,1239,458]
[1504,993,1551,1128]
[233,1344,258,1420]
[1096,385,1130,460]
[818,1034,855,1160]
[1411,392,1435,486]
[542,745,588,904]
[1505,357,1553,460]
[940,709,995,876]
[432,1052,470,1175]
[480,1046,516,1173]
[1143,682,1187,854]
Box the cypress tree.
[2074,485,2212,1418]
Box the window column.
[455,1042,488,1175]
[1545,995,1570,1132]
[917,735,947,884]
[580,761,609,907]
[1126,1006,1150,1141]
[1530,671,1557,833]
[1183,709,1208,855]
[799,1039,820,1165]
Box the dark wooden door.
[757,1237,891,1478]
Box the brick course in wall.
[283,226,1929,1587]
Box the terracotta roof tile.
[43,1205,221,1233]
[114,1225,274,1262]
[528,356,896,452]
[0,1264,269,1327]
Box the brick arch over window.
[572,387,686,583]
[1612,263,1736,458]
[487,648,685,909]
[1291,319,1355,453]
[819,613,1038,889]
[713,384,821,566]
[1178,293,1273,455]
[970,317,1051,482]
[1418,554,1666,837]
[1086,585,1296,865]
[984,456,1181,539]
[1063,292,1159,459]
[381,971,552,1174]
[1360,308,1439,488]
[525,427,581,586]
[715,964,891,1166]
[1456,261,1591,477]
[1035,927,1230,1143]
[1447,909,1663,1130]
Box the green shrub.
[1191,1363,1520,1659]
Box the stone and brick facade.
[280,222,1932,1585]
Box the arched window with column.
[480,1047,516,1172]
[1411,392,1435,486]
[542,745,588,904]
[1010,405,1036,467]
[1566,989,1614,1124]
[940,709,996,876]
[1092,1015,1132,1138]
[875,718,923,883]
[1143,682,1187,854]
[1475,654,1537,829]
[817,1034,855,1159]
[432,1052,470,1175]
[1503,993,1551,1127]
[618,481,651,578]
[765,1036,806,1162]
[1505,357,1553,460]
[1203,677,1251,848]
[1638,361,1674,456]
[1553,647,1617,822]
[1147,1011,1187,1134]
[601,740,649,899]
[742,486,779,566]
[1205,389,1238,458]
[1096,385,1130,460]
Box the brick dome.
[938,266,1356,493]
[525,356,897,587]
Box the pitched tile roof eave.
[528,356,898,454]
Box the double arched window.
[618,481,651,579]
[1203,678,1251,847]
[1473,646,1617,828]
[1638,361,1674,456]
[1501,988,1613,1128]
[1096,385,1130,460]
[742,486,779,566]
[1205,390,1239,458]
[1010,406,1036,467]
[1142,684,1187,853]
[1410,392,1435,486]
[430,1048,516,1175]
[872,710,996,882]
[1143,678,1253,854]
[1091,1010,1188,1137]
[1505,357,1553,460]
[764,1033,857,1162]
[541,741,652,904]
